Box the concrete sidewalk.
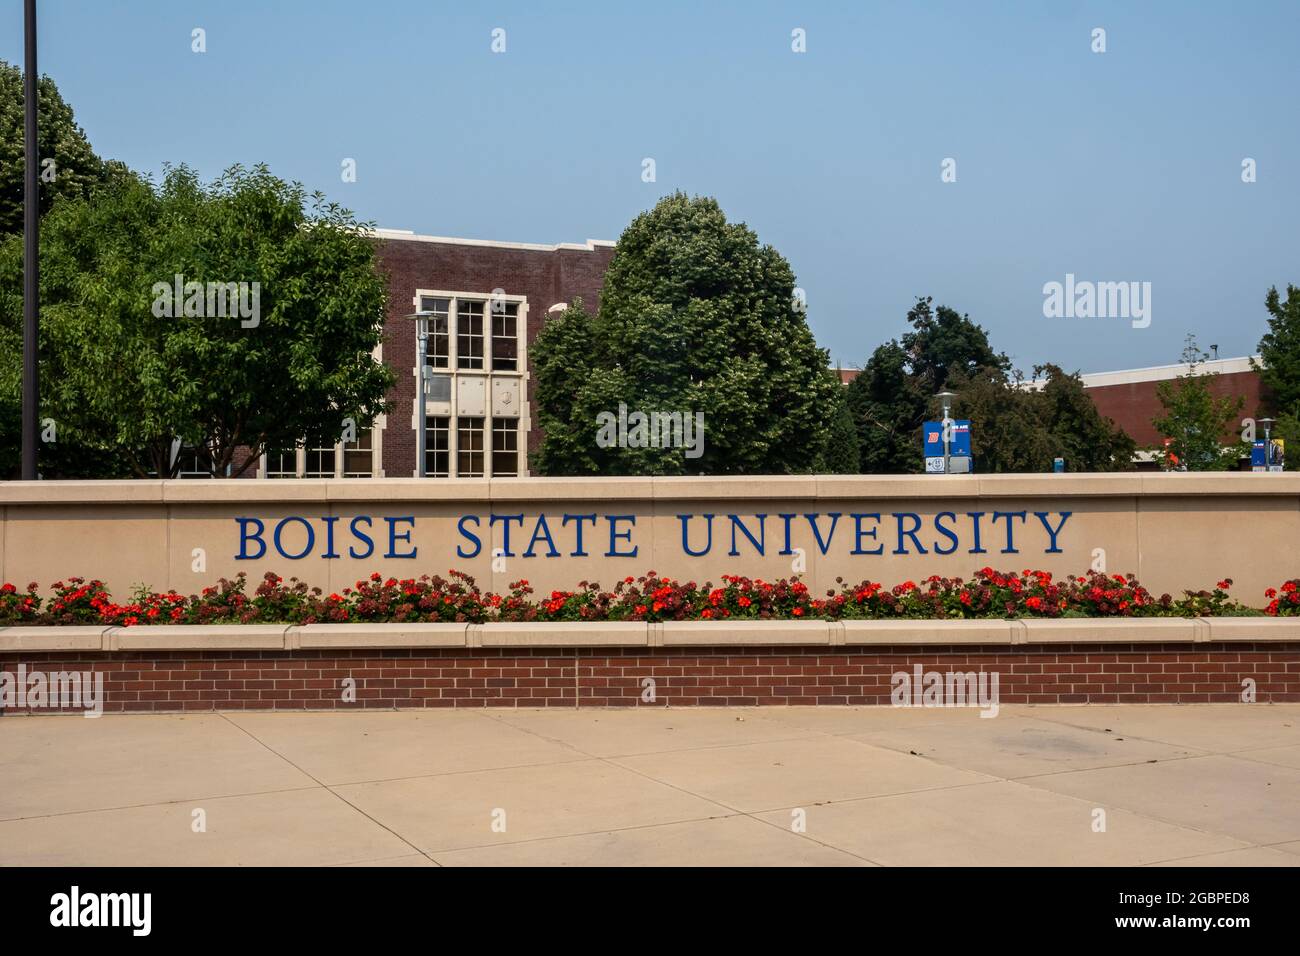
[2,704,1298,866]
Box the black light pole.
[21,0,39,480]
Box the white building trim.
[373,228,615,253]
[1023,355,1261,391]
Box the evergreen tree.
[531,193,839,475]
[1256,284,1300,468]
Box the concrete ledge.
[107,625,289,651]
[475,622,649,647]
[1016,617,1199,644]
[290,623,468,649]
[842,619,1014,645]
[1204,617,1300,642]
[0,626,109,651]
[659,620,831,646]
[1138,472,1300,496]
[0,480,166,504]
[1,473,1298,506]
[0,617,1296,652]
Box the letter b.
[236,518,266,559]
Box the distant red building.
[1063,356,1262,448]
[835,356,1265,462]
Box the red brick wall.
[4,643,1296,712]
[1087,370,1264,448]
[374,238,614,476]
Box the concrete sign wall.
[1,474,1297,602]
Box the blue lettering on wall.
[1035,511,1071,553]
[274,516,315,560]
[606,515,638,558]
[384,516,417,559]
[456,515,482,559]
[893,512,928,555]
[804,513,841,555]
[236,517,266,560]
[933,511,960,555]
[490,514,525,557]
[851,513,883,555]
[728,514,765,556]
[562,514,597,556]
[525,514,561,558]
[777,513,796,556]
[678,514,714,557]
[321,516,340,559]
[230,509,1078,563]
[349,516,374,560]
[991,511,1028,554]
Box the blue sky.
[3,0,1296,374]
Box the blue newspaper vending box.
[1252,439,1285,472]
[923,420,971,473]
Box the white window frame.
[411,289,530,478]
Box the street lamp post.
[935,390,956,475]
[1259,418,1276,472]
[21,0,39,480]
[413,320,429,478]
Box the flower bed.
[0,567,1295,628]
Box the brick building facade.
[1068,356,1263,448]
[243,229,615,479]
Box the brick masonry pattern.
[374,238,614,476]
[3,643,1298,712]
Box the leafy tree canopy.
[1257,284,1300,413]
[531,193,840,475]
[0,59,131,237]
[0,164,393,477]
[846,297,1134,473]
[1152,335,1247,471]
[1256,284,1300,468]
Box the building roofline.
[1024,355,1261,390]
[371,228,616,253]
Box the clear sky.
[3,0,1296,375]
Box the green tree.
[1257,284,1300,411]
[1033,364,1136,471]
[530,299,620,475]
[0,164,393,477]
[946,365,1134,473]
[844,340,927,473]
[846,299,1134,474]
[844,297,1008,473]
[813,387,862,474]
[531,193,839,475]
[900,296,1009,393]
[0,60,130,237]
[1256,284,1300,468]
[947,369,1051,473]
[1152,336,1247,471]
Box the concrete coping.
[0,617,1295,652]
[1,472,1298,506]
